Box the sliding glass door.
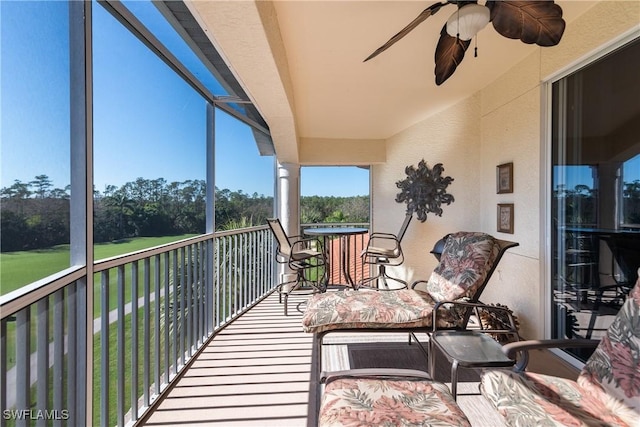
[551,37,640,362]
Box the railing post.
[164,251,170,385]
[117,266,125,427]
[65,283,77,427]
[100,270,109,427]
[144,258,151,406]
[207,238,214,334]
[15,307,30,427]
[53,290,64,422]
[131,261,139,423]
[36,298,49,427]
[0,321,6,427]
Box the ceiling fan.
[364,1,566,85]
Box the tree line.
[1,175,370,252]
[553,180,640,225]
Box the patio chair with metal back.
[266,218,327,315]
[358,212,413,289]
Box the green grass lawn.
[1,234,195,376]
[0,235,197,296]
[2,234,242,425]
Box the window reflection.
[622,154,640,226]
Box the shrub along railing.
[0,226,275,427]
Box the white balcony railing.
[0,226,275,426]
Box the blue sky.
[1,1,369,199]
[2,2,638,201]
[301,166,369,197]
[1,1,71,191]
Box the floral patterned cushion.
[481,275,640,427]
[426,232,499,302]
[319,376,471,427]
[578,276,640,416]
[301,289,463,334]
[302,232,501,334]
[480,370,637,426]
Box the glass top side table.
[430,330,515,399]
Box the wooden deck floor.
[142,291,579,427]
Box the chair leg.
[358,273,379,289]
[358,264,408,290]
[377,265,407,289]
[277,278,299,315]
[316,331,326,389]
[279,268,324,316]
[284,293,288,316]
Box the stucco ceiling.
[190,1,599,145]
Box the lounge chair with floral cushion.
[480,268,640,426]
[318,368,471,426]
[302,231,518,380]
[315,299,523,427]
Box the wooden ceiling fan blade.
[434,25,471,85]
[487,1,565,46]
[364,2,448,62]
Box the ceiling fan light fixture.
[445,4,490,41]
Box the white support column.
[276,162,301,282]
[277,162,301,236]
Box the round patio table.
[304,227,368,289]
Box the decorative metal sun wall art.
[395,159,454,222]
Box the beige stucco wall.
[377,1,640,339]
[300,137,386,165]
[478,59,543,339]
[373,93,483,287]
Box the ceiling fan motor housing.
[445,3,491,41]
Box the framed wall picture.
[497,203,514,234]
[497,162,513,194]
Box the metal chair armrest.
[368,232,399,239]
[362,235,402,258]
[502,339,599,357]
[410,280,428,289]
[289,234,323,248]
[365,234,401,249]
[274,253,289,264]
[290,236,323,251]
[503,339,598,372]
